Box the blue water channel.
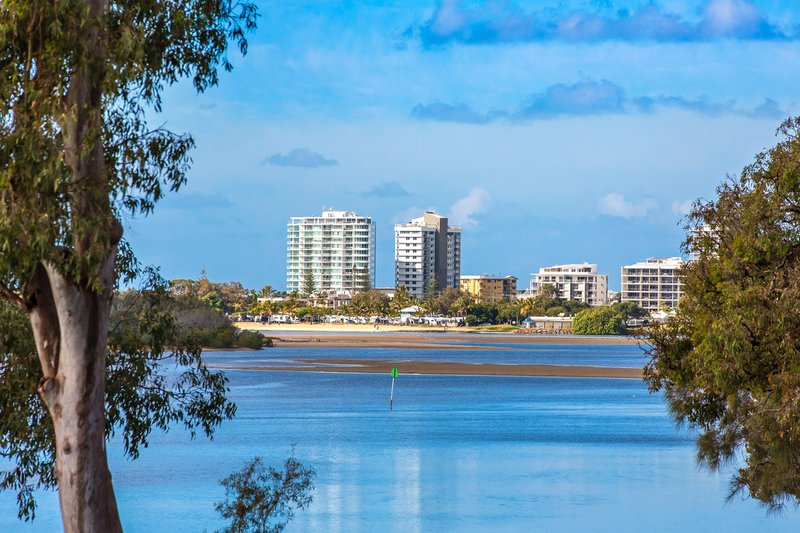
[2,342,798,532]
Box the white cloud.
[598,192,656,218]
[449,187,492,228]
[671,199,694,216]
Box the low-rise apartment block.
[531,263,608,306]
[460,275,517,302]
[620,257,684,311]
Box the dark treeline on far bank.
[115,272,269,350]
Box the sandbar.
[264,332,639,349]
[213,358,643,379]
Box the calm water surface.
[1,342,797,532]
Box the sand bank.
[213,358,642,379]
[264,332,639,349]
[239,322,478,334]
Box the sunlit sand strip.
[272,340,511,351]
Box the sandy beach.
[213,358,642,379]
[239,321,490,334]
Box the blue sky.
[126,0,800,291]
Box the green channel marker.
[389,366,398,410]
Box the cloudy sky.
[127,0,800,290]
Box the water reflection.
[393,448,421,533]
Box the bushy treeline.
[115,280,270,350]
[571,302,650,335]
[256,284,606,327]
[170,274,648,333]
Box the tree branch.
[0,280,25,310]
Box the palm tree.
[518,298,536,319]
[390,285,413,314]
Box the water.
[2,342,798,532]
[208,342,646,368]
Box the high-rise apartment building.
[394,211,461,299]
[460,275,517,302]
[286,210,375,294]
[531,263,608,306]
[620,257,684,311]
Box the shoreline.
[211,358,643,379]
[237,323,639,346]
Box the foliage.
[215,455,315,533]
[237,331,270,350]
[572,306,625,335]
[350,290,390,315]
[293,306,329,321]
[119,284,265,349]
[423,275,439,301]
[0,0,258,291]
[572,303,648,335]
[0,0,257,525]
[302,270,316,298]
[422,287,463,315]
[1,272,237,519]
[0,303,54,520]
[613,301,649,323]
[172,273,256,315]
[354,266,371,293]
[390,285,414,313]
[644,116,800,510]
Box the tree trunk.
[29,0,122,529]
[29,254,122,533]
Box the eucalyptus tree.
[0,1,257,530]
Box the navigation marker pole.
[389,366,399,410]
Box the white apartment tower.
[531,263,608,306]
[394,211,461,299]
[286,210,376,294]
[621,257,684,311]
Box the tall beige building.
[531,263,608,306]
[394,211,461,299]
[286,210,375,294]
[621,257,684,311]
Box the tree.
[612,301,648,324]
[572,306,625,335]
[450,294,474,318]
[354,265,371,293]
[215,455,315,533]
[423,275,439,301]
[259,285,274,298]
[1,273,236,522]
[518,297,536,318]
[351,290,390,315]
[0,1,257,530]
[302,269,316,299]
[537,284,561,300]
[282,292,300,315]
[425,287,466,316]
[644,116,800,510]
[390,285,414,314]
